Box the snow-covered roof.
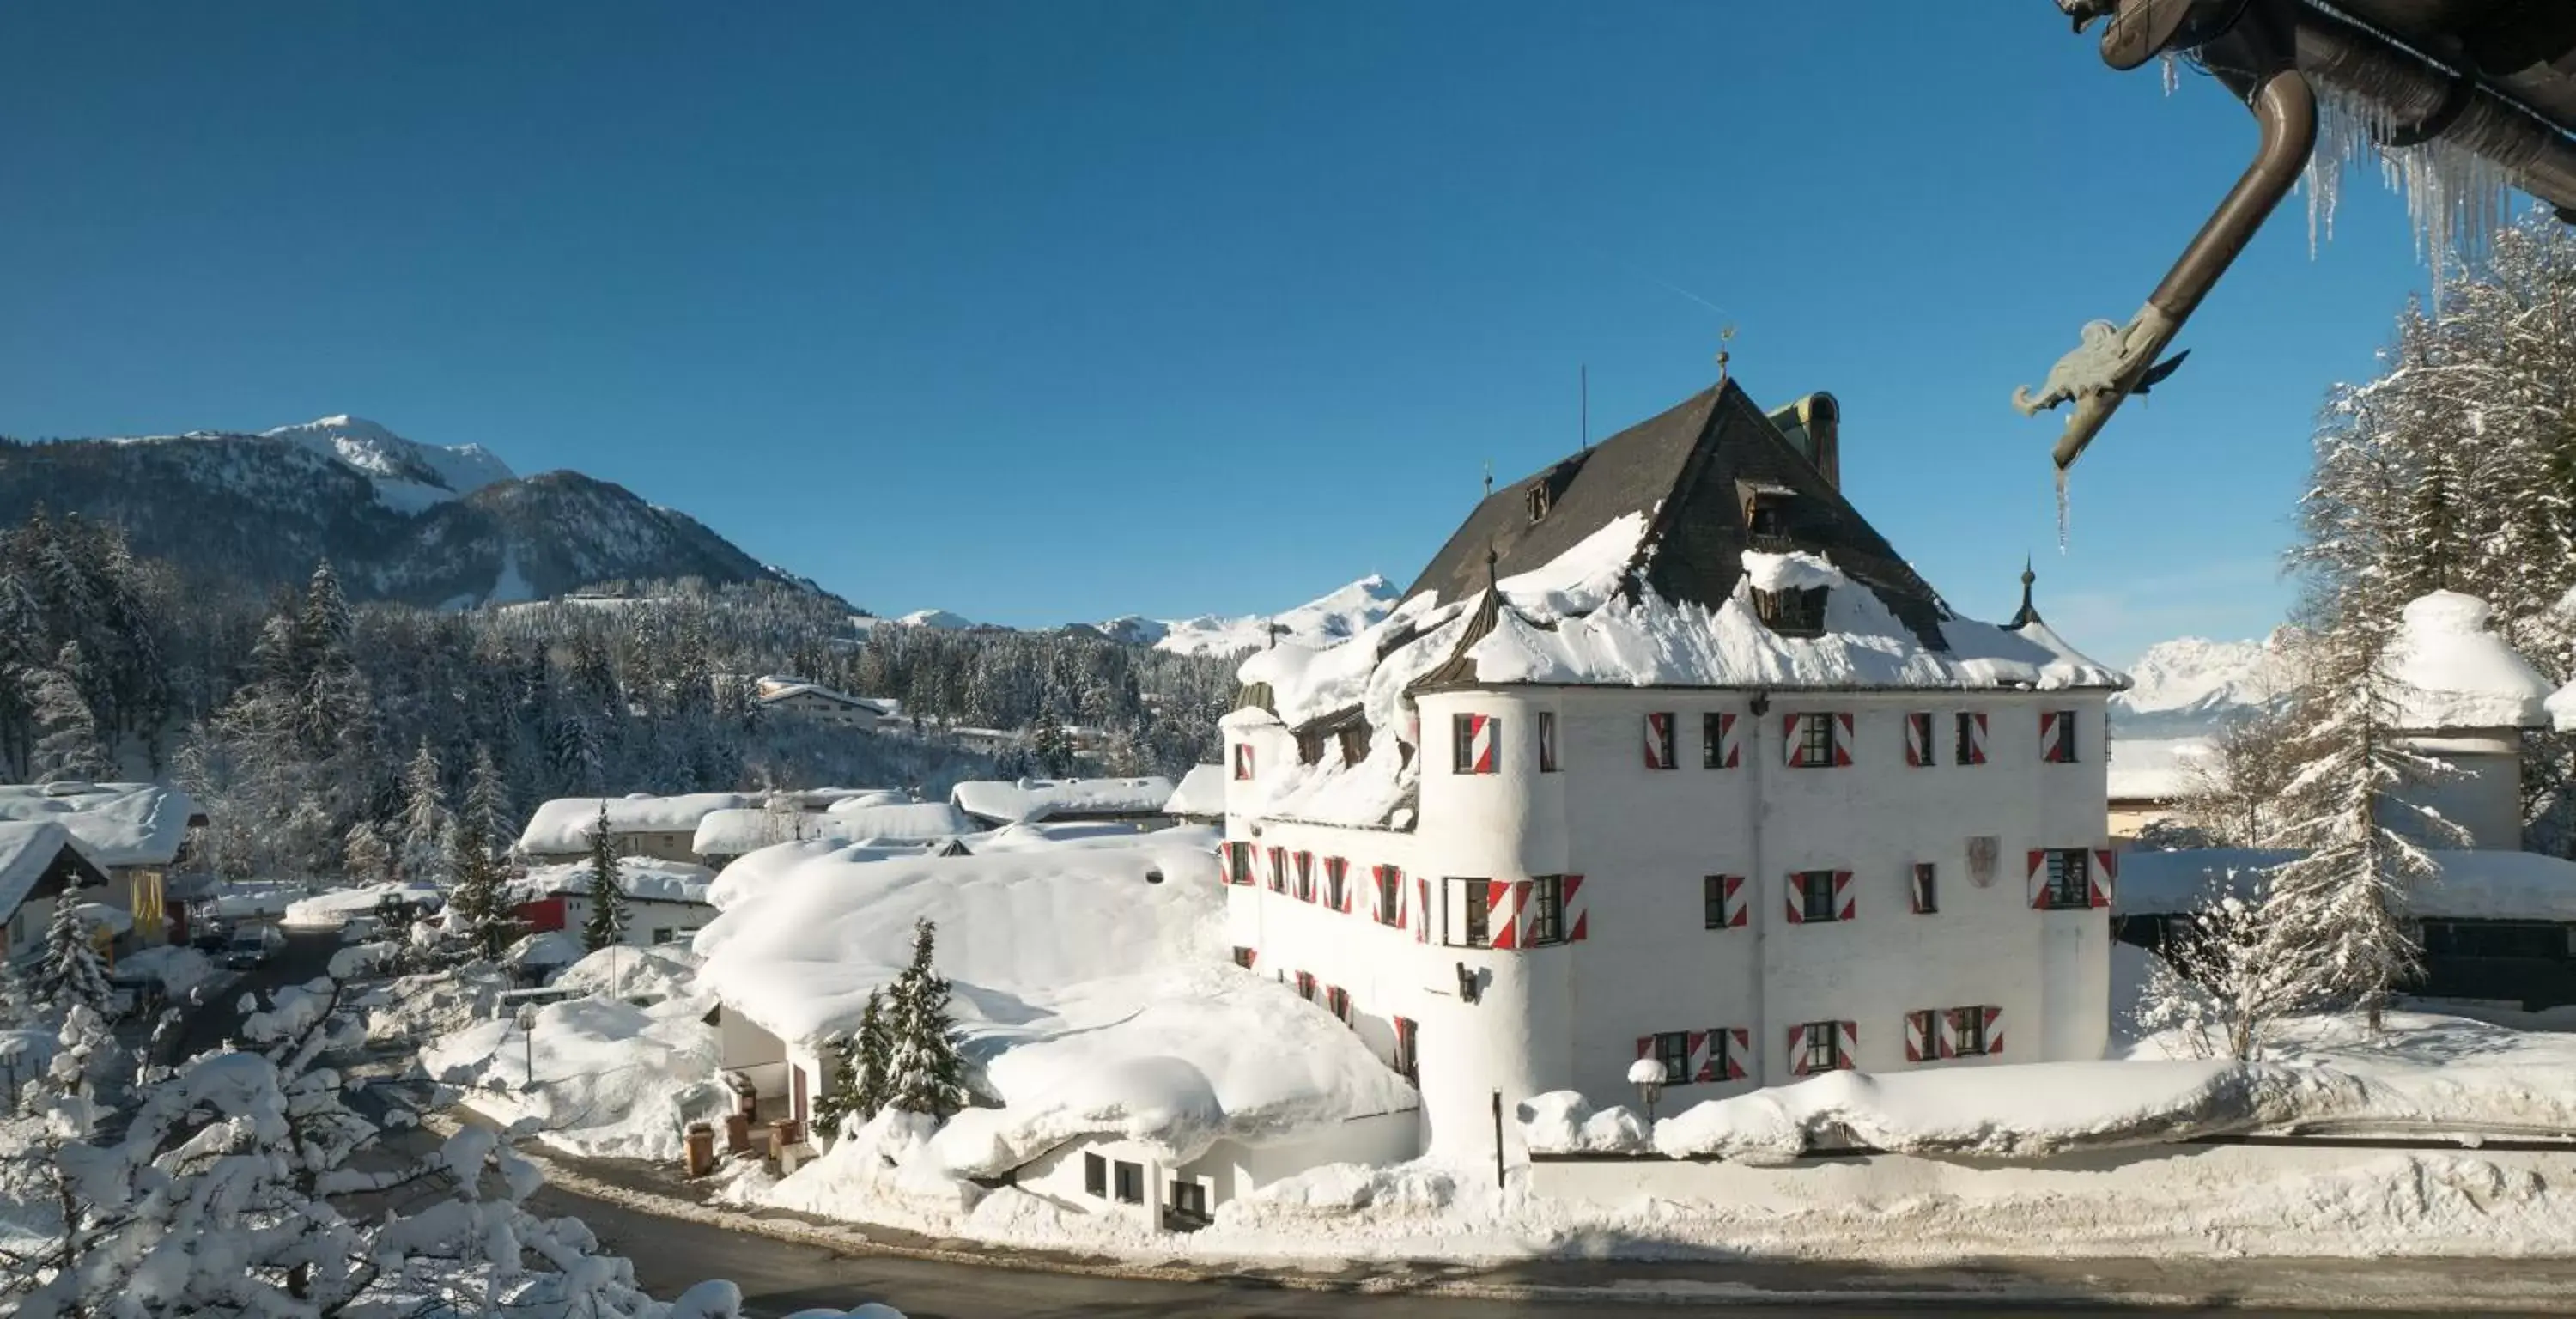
[517,856,714,905]
[518,793,755,854]
[816,800,974,842]
[947,777,1179,825]
[690,809,854,859]
[1161,765,1227,818]
[2117,848,2576,922]
[792,787,909,811]
[756,680,890,713]
[0,782,196,869]
[2107,736,2218,804]
[2389,592,2553,731]
[695,835,1410,1165]
[280,881,445,928]
[0,822,89,919]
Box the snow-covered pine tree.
[2263,593,2465,1028]
[33,883,111,1018]
[854,986,892,1121]
[885,918,968,1118]
[21,641,109,781]
[809,1033,862,1138]
[343,818,393,884]
[447,810,516,960]
[465,741,517,852]
[581,801,628,953]
[398,738,454,884]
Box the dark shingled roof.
[1401,378,1950,648]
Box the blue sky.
[0,3,2470,663]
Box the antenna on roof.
[1716,325,1737,390]
[1581,363,1590,452]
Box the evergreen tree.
[465,741,517,848]
[1030,712,1076,778]
[854,987,892,1121]
[342,818,392,884]
[22,641,109,781]
[810,1034,862,1137]
[884,918,969,1118]
[34,883,112,1017]
[446,811,514,959]
[580,801,627,952]
[396,739,453,884]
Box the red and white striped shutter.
[1415,878,1431,944]
[2039,711,2063,762]
[1726,1027,1750,1079]
[1563,874,1587,942]
[1935,1008,1957,1058]
[1986,1006,2007,1055]
[2026,849,2048,909]
[1781,714,1805,766]
[1643,713,1671,769]
[1904,1011,1928,1062]
[1722,874,1747,928]
[1969,713,1989,764]
[1716,713,1741,768]
[2091,849,2118,909]
[1783,872,1804,925]
[1838,1020,1858,1070]
[1833,870,1854,921]
[1905,714,1927,767]
[1369,865,1387,921]
[1468,714,1498,774]
[1833,713,1854,766]
[1687,1030,1714,1082]
[1785,1024,1810,1075]
[1497,879,1531,949]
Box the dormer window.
[1753,586,1827,638]
[1525,483,1552,522]
[1741,483,1800,551]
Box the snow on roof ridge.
[2390,589,2552,730]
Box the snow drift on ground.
[1151,575,1403,658]
[699,836,1411,1169]
[422,944,724,1161]
[115,945,215,998]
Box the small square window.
[1798,870,1840,922]
[1448,878,1492,948]
[1653,1030,1690,1085]
[1802,1022,1842,1073]
[1948,1006,1989,1056]
[1789,714,1840,769]
[1527,875,1565,945]
[1084,1152,1107,1197]
[1230,945,1255,969]
[1538,712,1559,773]
[1453,713,1499,775]
[1168,1178,1209,1225]
[1113,1160,1144,1205]
[2043,849,2091,909]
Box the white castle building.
[1218,379,2128,1157]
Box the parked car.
[191,920,231,953]
[224,929,273,969]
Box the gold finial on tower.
[1716,324,1737,389]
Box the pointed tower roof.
[2007,556,2042,629]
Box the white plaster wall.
[1016,1135,1170,1229]
[1226,685,2114,1166]
[557,894,711,949]
[718,1007,788,1098]
[6,893,56,962]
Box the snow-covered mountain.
[5,416,812,608]
[1150,575,1404,657]
[895,608,983,630]
[2110,635,2293,735]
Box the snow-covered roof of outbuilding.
[518,857,714,905]
[690,809,853,860]
[948,777,1178,825]
[2388,591,2553,731]
[1162,764,1227,818]
[0,782,196,870]
[693,836,1411,1166]
[2117,848,2576,921]
[816,800,974,842]
[0,822,93,919]
[518,793,755,854]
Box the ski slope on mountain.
[260,415,516,511]
[1151,575,1401,657]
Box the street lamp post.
[1627,1056,1667,1127]
[518,1005,537,1094]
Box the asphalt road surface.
[180,935,2574,1318]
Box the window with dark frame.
[1646,712,1676,769]
[1230,946,1255,969]
[2048,710,2078,763]
[1267,848,1287,893]
[1325,985,1351,1023]
[1449,878,1492,948]
[1947,1006,1989,1056]
[2043,849,2092,909]
[1323,857,1347,910]
[1747,491,1793,543]
[1526,483,1552,522]
[1752,586,1827,636]
[1451,713,1498,775]
[1113,1160,1143,1205]
[1653,1031,1690,1085]
[1394,1017,1419,1085]
[1296,729,1327,766]
[1374,866,1403,927]
[1294,970,1316,1001]
[1538,712,1558,772]
[1293,851,1315,903]
[1907,1009,1936,1061]
[1168,1179,1209,1225]
[1905,712,1932,767]
[1802,1022,1842,1073]
[1791,714,1836,768]
[1953,712,1979,765]
[1798,870,1840,922]
[1084,1152,1107,1197]
[1704,875,1728,930]
[1912,862,1938,914]
[1232,742,1254,781]
[1338,723,1371,765]
[1702,713,1728,769]
[1527,875,1565,945]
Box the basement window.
[1084,1152,1107,1197]
[1752,586,1827,638]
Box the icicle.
[2055,465,2071,554]
[2300,77,2516,314]
[2161,52,2181,98]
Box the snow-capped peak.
[1152,574,1403,657]
[2110,634,2289,733]
[260,415,518,511]
[896,608,982,630]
